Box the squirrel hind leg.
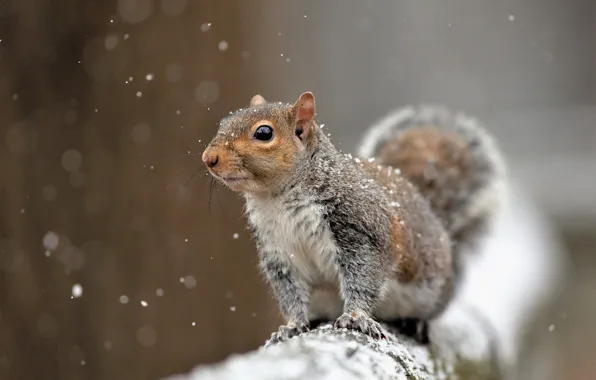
[381,317,430,344]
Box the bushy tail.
[357,106,507,279]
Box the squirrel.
[201,91,505,344]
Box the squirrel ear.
[249,94,266,107]
[290,92,316,140]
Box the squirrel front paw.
[334,312,387,340]
[267,321,310,344]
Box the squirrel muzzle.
[202,143,255,192]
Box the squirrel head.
[202,91,318,194]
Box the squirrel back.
[357,106,507,279]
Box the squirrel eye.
[253,125,273,141]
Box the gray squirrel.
[201,92,505,344]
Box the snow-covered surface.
[164,325,441,380]
[431,180,566,372]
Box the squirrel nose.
[202,150,219,168]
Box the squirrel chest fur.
[245,193,339,285]
[202,91,504,344]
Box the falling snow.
[43,231,60,251]
[105,34,119,50]
[182,276,197,289]
[137,325,157,347]
[218,40,229,51]
[200,22,211,32]
[62,149,82,172]
[71,284,83,298]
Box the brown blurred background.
[0,1,594,379]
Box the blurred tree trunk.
[0,1,278,380]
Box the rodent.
[201,92,505,344]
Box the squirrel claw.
[268,321,310,344]
[334,312,387,340]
